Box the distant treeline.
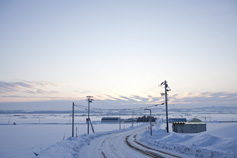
[137,115,157,122]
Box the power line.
[74,103,164,112]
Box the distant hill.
[0,100,236,114]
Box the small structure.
[101,117,120,123]
[169,118,187,123]
[172,122,206,133]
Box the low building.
[169,118,187,123]
[172,122,206,133]
[101,117,120,123]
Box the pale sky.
[0,0,236,107]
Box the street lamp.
[145,108,152,136]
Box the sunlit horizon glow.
[0,0,236,107]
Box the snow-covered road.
[79,126,179,158]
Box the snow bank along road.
[79,126,180,158]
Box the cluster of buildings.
[101,115,156,123]
[101,116,206,133]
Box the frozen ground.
[0,113,236,158]
[0,123,137,158]
[0,113,139,158]
[141,123,237,158]
[35,122,237,158]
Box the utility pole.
[72,102,75,137]
[165,80,169,133]
[160,80,171,133]
[87,96,93,134]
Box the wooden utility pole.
[160,80,171,133]
[164,80,169,133]
[72,102,75,137]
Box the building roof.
[101,117,120,120]
[169,118,187,123]
[185,122,206,124]
[169,118,187,120]
[173,122,206,125]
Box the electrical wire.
[74,103,164,112]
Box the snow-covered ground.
[0,113,237,158]
[0,123,139,158]
[0,113,138,158]
[35,122,237,158]
[140,123,237,158]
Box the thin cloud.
[100,92,237,106]
[118,95,132,101]
[106,95,120,101]
[0,81,57,94]
[24,89,59,94]
[0,81,31,93]
[0,95,74,100]
[172,92,237,105]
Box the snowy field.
[0,113,237,158]
[0,114,139,158]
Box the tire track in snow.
[108,135,122,158]
[133,134,180,157]
[100,135,122,158]
[125,134,181,158]
[101,140,107,158]
[79,125,157,158]
[125,135,163,158]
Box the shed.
[172,122,206,133]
